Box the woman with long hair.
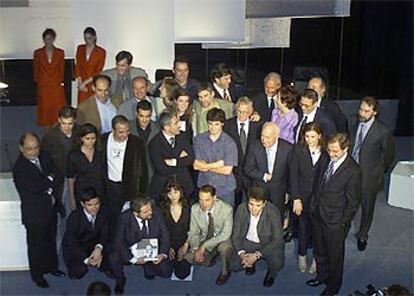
[171,88,194,141]
[153,77,180,118]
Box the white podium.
[388,161,414,210]
[0,172,29,270]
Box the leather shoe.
[306,278,323,287]
[245,265,256,276]
[263,273,275,287]
[284,231,293,243]
[114,283,124,295]
[215,271,231,285]
[50,270,66,277]
[357,239,367,251]
[34,278,49,288]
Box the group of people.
[14,27,395,296]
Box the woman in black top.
[291,122,329,274]
[159,177,191,279]
[171,88,194,142]
[66,123,105,210]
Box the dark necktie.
[169,137,175,148]
[269,96,275,111]
[90,215,96,229]
[239,122,247,155]
[206,212,214,241]
[122,76,128,102]
[296,115,308,143]
[223,89,230,102]
[323,161,335,185]
[141,220,149,238]
[352,124,365,163]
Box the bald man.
[252,73,282,121]
[244,122,295,215]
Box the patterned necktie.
[169,137,175,148]
[206,212,214,241]
[352,124,365,163]
[223,89,230,102]
[34,158,43,172]
[122,76,128,102]
[239,122,247,155]
[90,215,96,229]
[323,161,335,184]
[296,115,308,143]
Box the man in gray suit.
[185,185,234,285]
[231,184,284,287]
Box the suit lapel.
[324,156,351,187]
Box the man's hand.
[293,199,303,216]
[135,257,146,265]
[88,247,103,267]
[179,150,188,158]
[177,243,189,261]
[194,247,205,264]
[165,159,177,167]
[169,248,176,260]
[264,173,272,182]
[153,254,165,265]
[241,253,257,268]
[250,111,261,122]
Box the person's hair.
[161,77,180,108]
[74,123,100,150]
[83,27,97,37]
[247,184,267,203]
[199,184,216,197]
[158,110,176,129]
[93,74,112,87]
[19,132,40,146]
[197,82,215,95]
[111,115,129,130]
[328,133,350,150]
[86,281,111,296]
[299,122,325,150]
[263,72,281,84]
[235,96,253,108]
[130,197,151,213]
[158,177,188,216]
[210,63,232,81]
[171,88,193,121]
[278,86,298,109]
[206,108,225,123]
[58,106,77,119]
[115,50,133,64]
[361,96,379,113]
[132,75,149,86]
[136,100,152,113]
[301,88,319,103]
[42,28,56,39]
[79,187,99,203]
[173,55,190,68]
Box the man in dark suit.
[148,110,194,200]
[252,72,282,121]
[210,63,244,103]
[231,185,284,287]
[295,88,336,143]
[109,198,172,295]
[173,55,200,102]
[13,133,65,288]
[102,115,148,231]
[349,96,395,251]
[244,122,295,216]
[224,96,262,207]
[308,77,348,133]
[62,187,110,279]
[306,133,361,295]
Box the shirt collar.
[95,96,110,105]
[83,208,94,221]
[162,130,174,142]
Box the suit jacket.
[187,199,233,252]
[77,96,121,133]
[313,155,362,226]
[252,92,273,121]
[102,66,149,99]
[213,84,244,103]
[244,139,295,213]
[102,133,148,201]
[62,206,110,262]
[320,98,348,133]
[223,118,262,191]
[349,115,395,192]
[114,206,169,263]
[295,108,337,140]
[13,151,64,226]
[148,132,194,199]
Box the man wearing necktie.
[349,97,395,251]
[306,133,361,295]
[252,72,282,121]
[210,63,244,103]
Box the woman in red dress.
[33,28,67,127]
[74,27,106,104]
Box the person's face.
[84,33,96,46]
[81,197,100,216]
[215,74,232,90]
[307,78,325,98]
[20,135,40,161]
[327,141,348,162]
[261,126,278,148]
[93,79,110,101]
[236,103,253,122]
[358,101,377,123]
[199,191,216,212]
[176,95,190,113]
[208,121,223,137]
[116,58,130,75]
[81,132,97,149]
[173,62,190,84]
[304,130,321,148]
[299,96,317,115]
[248,198,266,217]
[58,116,75,136]
[198,90,214,108]
[113,123,130,142]
[167,188,181,204]
[136,203,153,220]
[136,109,152,129]
[264,78,281,97]
[43,34,55,47]
[132,79,148,100]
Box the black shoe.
[34,278,49,288]
[357,239,367,251]
[284,231,293,243]
[215,271,231,285]
[263,273,275,287]
[306,278,323,287]
[144,274,155,280]
[245,265,256,276]
[50,270,66,277]
[114,283,124,295]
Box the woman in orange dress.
[33,28,67,127]
[74,27,106,104]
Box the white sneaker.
[298,255,307,273]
